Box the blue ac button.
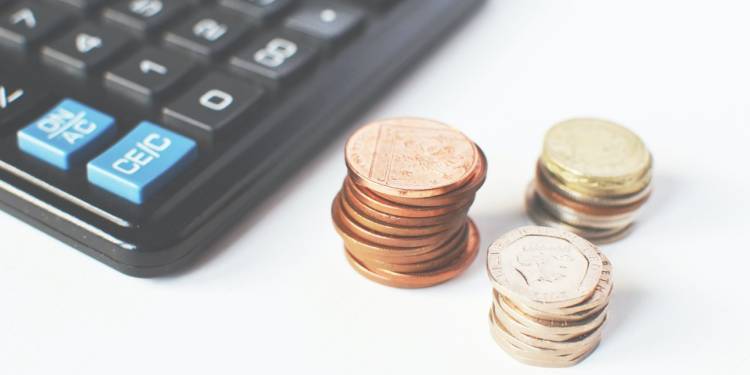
[17,99,116,170]
[87,121,197,204]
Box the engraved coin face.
[541,118,650,190]
[345,118,478,198]
[487,226,603,307]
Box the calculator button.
[0,3,71,49]
[284,1,364,43]
[163,72,263,139]
[230,31,317,83]
[219,0,294,22]
[17,99,116,170]
[87,121,197,204]
[42,23,132,73]
[105,47,193,102]
[163,8,252,58]
[103,0,192,34]
[0,72,45,128]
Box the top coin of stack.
[487,226,613,367]
[526,118,653,243]
[331,118,486,288]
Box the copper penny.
[344,219,480,288]
[345,118,479,198]
[331,195,461,257]
[339,189,466,237]
[346,176,474,218]
[370,145,488,207]
[345,223,469,265]
[348,230,468,274]
[343,180,471,226]
[333,194,458,247]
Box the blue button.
[17,99,116,170]
[87,121,197,204]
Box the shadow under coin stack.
[526,118,653,243]
[332,118,486,288]
[486,226,613,367]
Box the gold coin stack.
[332,118,486,288]
[526,118,653,243]
[486,226,613,367]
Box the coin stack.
[486,226,613,367]
[526,118,653,243]
[332,118,486,288]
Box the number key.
[105,47,194,102]
[219,0,294,22]
[0,2,71,49]
[164,8,252,58]
[42,23,132,74]
[163,72,264,141]
[230,30,317,83]
[103,0,193,34]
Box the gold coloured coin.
[541,118,651,197]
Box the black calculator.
[0,0,484,277]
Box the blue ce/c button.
[17,99,116,170]
[87,122,197,204]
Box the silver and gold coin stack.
[526,118,653,243]
[487,226,613,367]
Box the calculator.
[0,0,485,277]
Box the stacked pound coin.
[526,118,653,243]
[332,118,486,288]
[487,226,613,367]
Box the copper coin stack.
[527,118,653,243]
[487,226,613,367]
[332,118,486,288]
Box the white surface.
[2,1,750,374]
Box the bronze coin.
[369,145,488,208]
[343,180,471,227]
[344,219,480,288]
[346,177,475,218]
[340,188,466,237]
[347,230,467,274]
[345,223,469,265]
[345,118,480,198]
[331,195,462,257]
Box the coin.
[345,118,479,198]
[345,177,475,218]
[486,226,613,367]
[344,220,480,288]
[525,185,635,244]
[541,118,651,197]
[339,189,466,237]
[342,180,471,227]
[370,146,488,208]
[487,226,604,309]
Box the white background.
[2,1,750,374]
